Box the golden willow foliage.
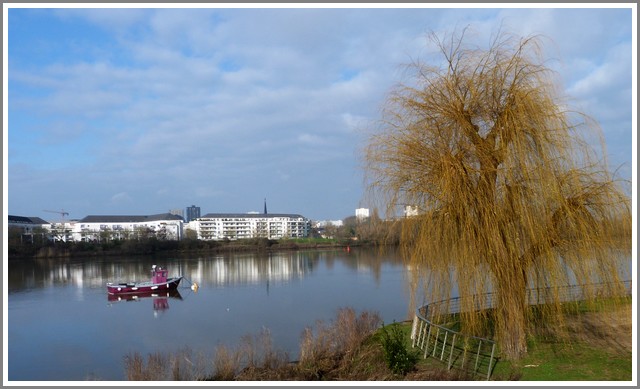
[364,31,631,360]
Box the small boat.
[107,265,183,295]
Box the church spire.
[264,198,268,214]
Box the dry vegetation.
[124,308,468,381]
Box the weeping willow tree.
[364,30,631,360]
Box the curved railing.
[410,281,632,380]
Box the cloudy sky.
[5,5,634,222]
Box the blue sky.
[4,5,635,222]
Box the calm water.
[7,247,415,381]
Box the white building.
[73,213,184,242]
[314,220,344,228]
[189,213,311,241]
[355,208,370,220]
[404,205,420,217]
[8,215,50,233]
[8,215,52,242]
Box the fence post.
[411,315,418,346]
[414,319,423,348]
[423,323,432,358]
[448,333,457,370]
[474,340,482,372]
[486,342,496,380]
[440,331,448,360]
[432,328,440,357]
[461,338,468,369]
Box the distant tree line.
[310,211,402,245]
[7,220,401,260]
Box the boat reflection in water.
[107,289,183,317]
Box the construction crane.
[43,209,71,242]
[43,209,70,222]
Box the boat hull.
[107,277,182,295]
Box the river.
[7,247,414,381]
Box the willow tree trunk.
[492,262,529,360]
[479,142,529,360]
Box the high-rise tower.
[186,205,201,222]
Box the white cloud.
[8,7,633,221]
[110,192,132,203]
[276,170,291,182]
[54,8,151,33]
[297,133,325,145]
[565,41,632,128]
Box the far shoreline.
[7,238,393,261]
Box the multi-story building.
[189,213,311,241]
[9,207,311,243]
[8,215,52,242]
[186,205,201,223]
[8,215,50,233]
[73,213,184,242]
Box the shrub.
[379,322,419,375]
[299,307,382,365]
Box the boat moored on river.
[107,265,182,295]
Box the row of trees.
[311,212,402,245]
[7,227,271,258]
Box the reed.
[299,307,382,364]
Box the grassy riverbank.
[491,296,633,381]
[123,299,632,381]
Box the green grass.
[491,338,632,381]
[490,299,632,381]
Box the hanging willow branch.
[364,30,631,360]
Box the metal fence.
[410,280,632,380]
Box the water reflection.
[7,248,401,293]
[107,290,183,317]
[7,247,411,381]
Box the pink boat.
[107,265,182,295]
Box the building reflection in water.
[7,248,405,292]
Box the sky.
[4,4,635,222]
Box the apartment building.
[73,213,184,242]
[188,213,310,241]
